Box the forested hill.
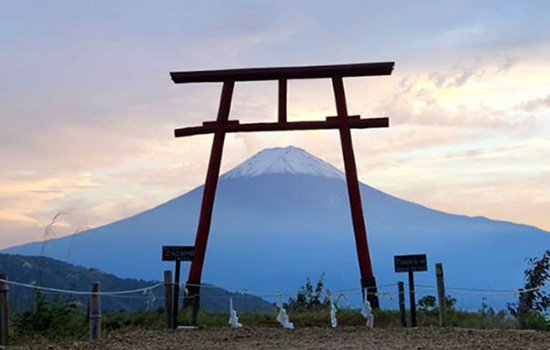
[0,253,273,313]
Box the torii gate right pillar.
[332,76,379,308]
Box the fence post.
[89,282,101,340]
[173,260,181,328]
[408,270,417,327]
[164,270,173,329]
[0,274,9,346]
[398,281,407,327]
[435,263,447,327]
[518,289,526,329]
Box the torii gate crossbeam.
[170,62,394,322]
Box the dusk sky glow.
[1,1,549,248]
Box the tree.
[509,250,550,316]
[417,295,436,312]
[417,295,456,312]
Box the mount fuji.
[4,146,549,308]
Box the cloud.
[368,58,545,132]
[496,56,518,73]
[360,136,550,230]
[428,61,487,89]
[1,0,550,247]
[516,94,550,111]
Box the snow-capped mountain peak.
[222,146,345,180]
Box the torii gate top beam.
[170,62,394,83]
[172,62,394,138]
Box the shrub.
[507,249,550,330]
[417,294,456,312]
[285,274,331,312]
[13,291,87,341]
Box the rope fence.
[1,278,545,298]
[0,278,543,300]
[0,265,539,345]
[0,278,162,296]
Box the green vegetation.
[284,273,331,312]
[415,296,515,329]
[13,291,87,343]
[9,299,539,345]
[417,294,457,312]
[507,249,550,330]
[8,267,550,345]
[11,297,167,344]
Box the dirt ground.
[8,327,550,350]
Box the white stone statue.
[330,296,338,328]
[277,306,294,329]
[228,298,243,329]
[361,289,374,329]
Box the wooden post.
[398,281,407,328]
[436,263,447,327]
[408,270,417,327]
[173,260,181,328]
[164,270,173,329]
[0,274,9,346]
[89,282,101,340]
[191,291,200,326]
[186,80,235,323]
[332,76,379,308]
[518,289,526,329]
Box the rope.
[416,283,546,295]
[0,279,162,296]
[3,278,545,300]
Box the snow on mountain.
[222,146,345,180]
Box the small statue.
[229,298,243,329]
[361,289,374,329]
[330,297,338,328]
[277,306,294,329]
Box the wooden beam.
[171,62,394,84]
[278,78,287,123]
[332,76,379,309]
[174,117,389,137]
[186,79,235,326]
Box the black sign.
[162,246,195,261]
[394,254,428,273]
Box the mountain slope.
[4,146,549,309]
[0,253,273,312]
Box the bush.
[507,249,550,330]
[417,294,457,313]
[285,274,331,312]
[12,291,167,343]
[13,291,87,341]
[103,308,165,331]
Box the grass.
[9,304,547,345]
[178,307,519,329]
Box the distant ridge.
[0,253,273,312]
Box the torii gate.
[170,62,394,319]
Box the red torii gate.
[170,62,394,319]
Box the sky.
[1,0,549,248]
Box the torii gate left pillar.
[170,62,394,323]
